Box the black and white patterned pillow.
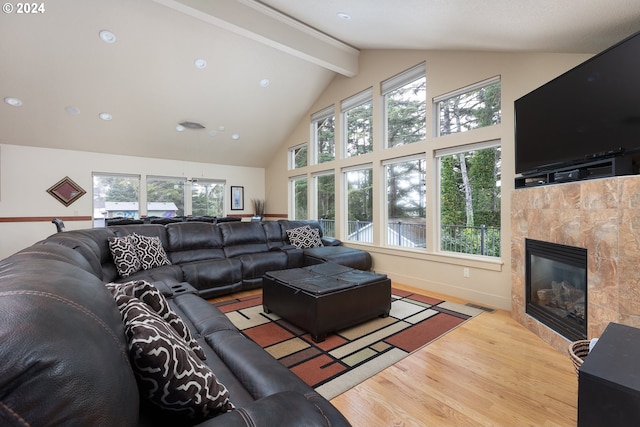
[107,280,206,360]
[119,295,234,420]
[286,225,324,249]
[132,233,172,270]
[108,235,142,277]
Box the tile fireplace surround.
[511,175,640,353]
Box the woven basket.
[568,340,591,376]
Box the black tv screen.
[515,30,640,176]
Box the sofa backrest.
[0,248,140,426]
[219,221,269,258]
[110,224,169,247]
[261,220,285,249]
[40,228,119,281]
[166,221,226,264]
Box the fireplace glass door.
[525,239,587,341]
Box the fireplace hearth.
[526,238,587,341]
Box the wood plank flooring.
[209,283,579,427]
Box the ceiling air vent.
[179,121,205,129]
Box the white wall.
[0,144,264,258]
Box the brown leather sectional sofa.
[0,220,367,426]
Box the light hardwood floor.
[210,283,579,427]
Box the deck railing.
[318,219,500,256]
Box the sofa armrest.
[195,391,351,427]
[270,245,303,268]
[321,237,342,246]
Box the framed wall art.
[230,186,244,210]
[47,176,86,207]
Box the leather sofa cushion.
[166,222,227,263]
[181,258,243,294]
[220,222,269,258]
[236,251,289,280]
[0,257,140,426]
[119,264,184,284]
[111,224,169,248]
[304,246,372,271]
[262,221,285,249]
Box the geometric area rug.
[213,288,483,400]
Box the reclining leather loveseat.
[0,220,364,426]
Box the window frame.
[435,140,502,258]
[313,170,336,237]
[383,154,427,249]
[92,172,141,227]
[311,105,335,164]
[434,75,501,137]
[146,175,187,218]
[289,142,308,170]
[190,179,225,218]
[382,62,427,148]
[341,88,374,158]
[289,174,308,220]
[343,163,374,244]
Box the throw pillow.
[286,225,324,249]
[132,233,172,270]
[107,280,206,360]
[108,235,142,278]
[120,295,234,420]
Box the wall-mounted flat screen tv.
[515,30,640,176]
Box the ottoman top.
[264,262,387,295]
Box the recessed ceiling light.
[99,112,112,121]
[337,12,351,20]
[194,58,207,69]
[65,106,80,115]
[218,126,225,132]
[209,130,218,137]
[4,97,23,107]
[99,30,116,44]
[231,133,240,140]
[259,78,270,88]
[176,125,185,132]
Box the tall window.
[383,63,426,148]
[289,143,308,169]
[290,175,308,219]
[93,173,140,227]
[314,172,335,237]
[147,176,186,218]
[385,155,426,248]
[436,76,501,136]
[312,106,335,164]
[191,180,224,217]
[344,166,373,243]
[343,88,373,157]
[438,142,501,257]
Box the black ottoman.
[262,263,391,342]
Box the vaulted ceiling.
[1,0,639,167]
